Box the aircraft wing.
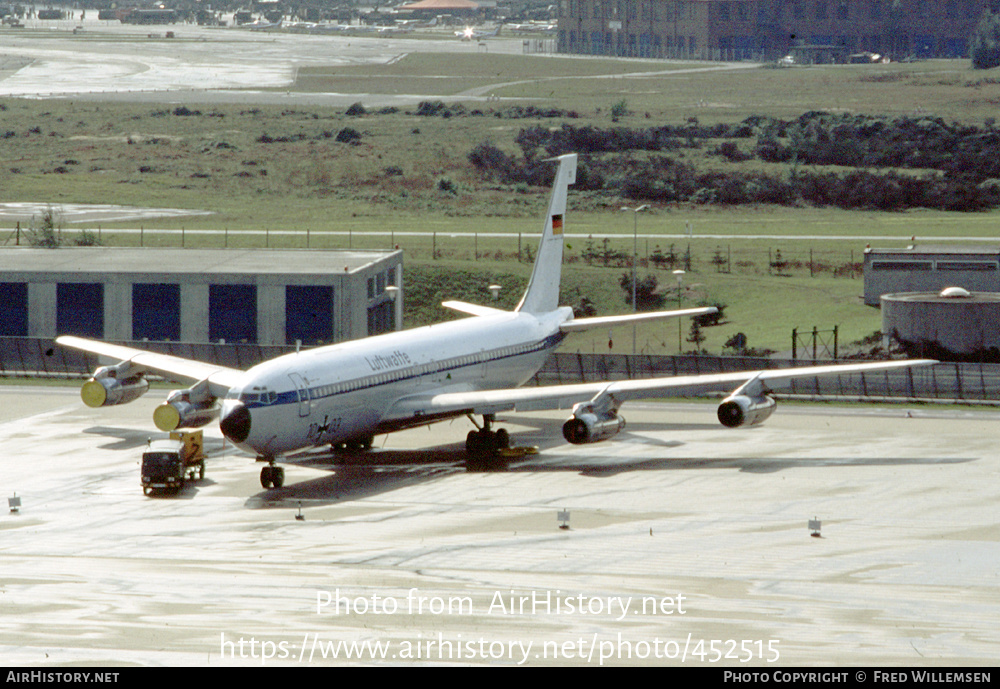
[384,359,937,419]
[56,335,244,395]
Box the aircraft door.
[288,373,311,417]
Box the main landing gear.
[259,459,284,489]
[331,435,374,453]
[465,413,510,454]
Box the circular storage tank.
[881,288,1000,360]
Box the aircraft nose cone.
[220,402,251,443]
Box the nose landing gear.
[259,459,284,489]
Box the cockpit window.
[234,386,278,404]
[240,390,277,405]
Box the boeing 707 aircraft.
[58,154,935,489]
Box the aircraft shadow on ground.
[245,462,466,508]
[83,425,229,454]
[83,425,161,451]
[245,416,975,507]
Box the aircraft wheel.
[260,465,274,489]
[467,429,509,453]
[344,436,374,452]
[199,462,205,480]
[467,430,495,453]
[466,430,481,453]
[272,466,284,488]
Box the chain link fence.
[531,352,1000,404]
[0,337,294,380]
[3,337,997,404]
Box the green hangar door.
[0,283,28,336]
[209,284,257,344]
[57,283,104,338]
[286,285,333,345]
[132,284,180,341]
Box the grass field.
[2,44,998,355]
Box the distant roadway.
[0,16,750,107]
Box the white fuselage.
[220,307,572,457]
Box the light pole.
[385,285,400,332]
[673,269,685,353]
[621,204,649,353]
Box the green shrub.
[610,99,629,121]
[971,10,1000,70]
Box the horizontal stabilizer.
[560,307,717,333]
[442,301,509,317]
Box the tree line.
[469,112,1000,212]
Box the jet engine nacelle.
[717,394,776,428]
[80,373,150,408]
[153,389,220,432]
[562,410,626,444]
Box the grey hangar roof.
[0,247,403,346]
[0,247,396,279]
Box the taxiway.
[1,386,997,665]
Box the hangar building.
[0,247,403,346]
[556,0,979,60]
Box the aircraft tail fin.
[516,153,577,315]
